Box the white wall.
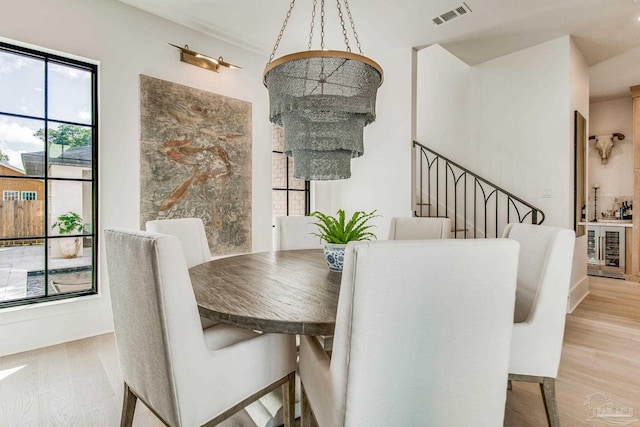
[469,37,572,228]
[417,36,575,229]
[325,48,414,239]
[415,36,590,308]
[569,37,590,309]
[415,44,470,163]
[588,97,634,216]
[0,0,273,356]
[333,38,584,237]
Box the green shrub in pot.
[52,212,84,258]
[309,209,377,271]
[52,212,84,235]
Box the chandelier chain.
[320,0,326,50]
[308,0,318,50]
[336,0,351,52]
[268,0,296,64]
[343,0,362,54]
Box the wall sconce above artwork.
[168,43,241,73]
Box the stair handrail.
[413,141,545,234]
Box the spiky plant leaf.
[309,209,378,244]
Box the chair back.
[105,228,207,426]
[329,239,519,426]
[502,223,575,375]
[274,215,322,250]
[146,218,212,268]
[388,217,452,240]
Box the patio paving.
[0,244,91,302]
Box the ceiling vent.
[432,3,472,26]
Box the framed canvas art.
[140,75,252,255]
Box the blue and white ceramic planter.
[323,243,347,272]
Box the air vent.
[440,10,458,22]
[432,2,472,26]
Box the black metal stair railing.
[414,141,545,238]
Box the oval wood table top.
[189,249,342,336]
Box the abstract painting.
[140,75,252,255]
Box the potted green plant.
[52,212,84,258]
[309,209,378,272]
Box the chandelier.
[263,0,383,180]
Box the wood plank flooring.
[0,333,256,426]
[0,276,638,426]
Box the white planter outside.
[58,237,81,259]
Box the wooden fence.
[0,200,45,245]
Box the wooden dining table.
[189,249,342,336]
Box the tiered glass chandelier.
[263,0,383,180]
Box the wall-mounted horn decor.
[588,133,625,164]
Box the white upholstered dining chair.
[388,216,452,240]
[146,217,218,328]
[299,238,520,426]
[105,228,297,427]
[274,215,322,251]
[502,223,575,427]
[146,218,212,268]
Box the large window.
[0,41,98,307]
[272,126,310,223]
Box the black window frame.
[0,41,99,308]
[272,148,311,217]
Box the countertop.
[579,220,633,227]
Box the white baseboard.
[0,295,113,357]
[567,276,589,313]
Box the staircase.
[413,141,545,238]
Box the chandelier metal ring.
[263,50,383,84]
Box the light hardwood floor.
[504,276,640,426]
[0,330,257,426]
[0,276,638,426]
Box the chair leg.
[121,382,137,427]
[540,377,561,427]
[282,372,296,427]
[301,383,318,427]
[509,374,561,427]
[301,383,310,427]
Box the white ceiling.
[118,0,640,103]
